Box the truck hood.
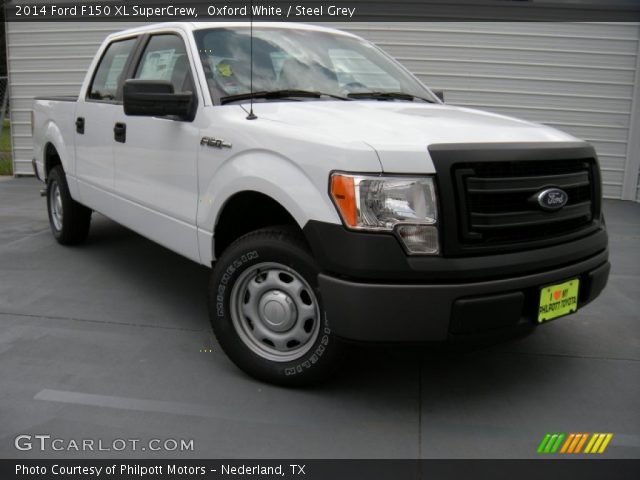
[247,101,578,173]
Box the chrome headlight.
[330,173,439,255]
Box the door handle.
[75,117,85,134]
[113,122,126,143]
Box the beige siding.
[6,21,640,200]
[334,23,640,200]
[6,22,147,175]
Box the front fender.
[197,150,342,263]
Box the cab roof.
[107,22,356,41]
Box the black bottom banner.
[2,459,639,480]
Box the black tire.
[46,166,92,245]
[209,227,342,386]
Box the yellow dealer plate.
[538,279,580,323]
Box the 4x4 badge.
[201,137,232,149]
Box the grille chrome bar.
[459,159,594,245]
[470,201,592,230]
[467,171,590,194]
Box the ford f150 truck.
[32,22,610,385]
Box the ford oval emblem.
[536,188,569,211]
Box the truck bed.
[33,95,77,102]
[32,96,79,181]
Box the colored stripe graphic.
[568,433,589,453]
[568,433,584,453]
[597,434,613,453]
[585,433,613,454]
[550,434,565,453]
[575,433,589,453]
[540,433,614,454]
[544,434,558,453]
[560,433,575,453]
[537,434,552,453]
[584,433,599,453]
[538,433,565,453]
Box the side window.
[134,34,193,93]
[88,38,137,101]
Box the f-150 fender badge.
[200,137,232,149]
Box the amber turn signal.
[330,174,357,227]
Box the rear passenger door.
[75,36,138,207]
[113,32,201,262]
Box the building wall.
[6,21,640,200]
[6,22,145,176]
[342,22,640,201]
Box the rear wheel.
[209,227,342,386]
[46,166,92,245]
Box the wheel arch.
[213,191,300,258]
[40,120,73,179]
[197,151,341,264]
[44,142,63,177]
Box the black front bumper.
[303,221,609,342]
[319,251,608,342]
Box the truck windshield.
[193,27,437,103]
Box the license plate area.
[538,279,580,323]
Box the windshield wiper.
[347,91,435,103]
[220,89,350,104]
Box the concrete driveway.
[1,177,638,459]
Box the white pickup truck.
[32,22,610,385]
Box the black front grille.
[428,143,603,257]
[455,159,596,247]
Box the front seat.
[171,55,194,93]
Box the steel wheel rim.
[230,262,321,362]
[49,181,63,231]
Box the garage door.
[7,21,640,200]
[6,22,147,176]
[338,22,640,200]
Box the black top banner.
[4,0,640,22]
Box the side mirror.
[123,79,195,121]
[432,90,445,103]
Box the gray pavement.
[0,177,638,459]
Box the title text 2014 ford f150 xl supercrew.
[32,22,610,385]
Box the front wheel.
[208,227,342,386]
